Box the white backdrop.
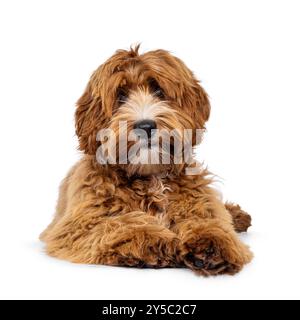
[0,0,300,300]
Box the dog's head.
[75,45,210,176]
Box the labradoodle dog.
[40,46,253,276]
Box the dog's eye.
[148,78,165,99]
[117,88,128,104]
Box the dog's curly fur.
[40,46,253,275]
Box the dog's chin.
[126,163,171,177]
[117,146,173,177]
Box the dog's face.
[75,46,210,176]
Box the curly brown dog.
[40,46,253,276]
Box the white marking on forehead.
[137,103,156,120]
[121,90,170,121]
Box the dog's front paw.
[182,240,240,275]
[179,224,253,276]
[99,226,180,268]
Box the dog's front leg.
[167,185,253,275]
[42,210,179,268]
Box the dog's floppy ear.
[75,83,104,155]
[190,81,211,129]
[153,50,210,129]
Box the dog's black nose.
[133,120,157,138]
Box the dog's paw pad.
[194,259,205,268]
[183,241,239,275]
[185,253,205,269]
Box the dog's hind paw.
[225,202,252,233]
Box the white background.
[0,0,300,300]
